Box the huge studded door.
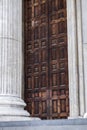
[24,0,69,119]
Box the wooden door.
[24,0,69,119]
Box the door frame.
[67,0,85,118]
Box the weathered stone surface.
[0,0,29,120]
[0,119,87,130]
[67,0,79,118]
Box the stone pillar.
[81,0,87,118]
[0,0,31,121]
[67,0,86,118]
[76,0,85,117]
[67,0,80,118]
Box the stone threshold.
[0,119,87,127]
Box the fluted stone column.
[81,0,87,118]
[67,0,85,118]
[67,0,79,118]
[0,0,32,121]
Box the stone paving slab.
[0,119,87,130]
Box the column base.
[68,116,83,119]
[0,95,29,116]
[84,113,87,118]
[0,116,40,122]
[0,95,40,121]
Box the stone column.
[76,0,85,117]
[67,0,80,118]
[0,0,31,121]
[67,0,86,118]
[81,0,87,118]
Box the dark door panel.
[24,0,69,119]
